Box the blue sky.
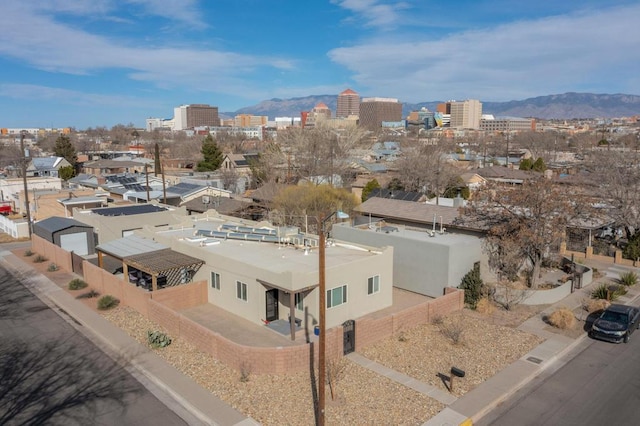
[1,0,639,129]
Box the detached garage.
[33,217,96,255]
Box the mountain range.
[226,92,640,120]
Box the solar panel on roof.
[92,204,167,216]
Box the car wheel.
[624,333,630,343]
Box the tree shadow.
[0,267,39,319]
[0,339,142,425]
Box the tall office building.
[336,88,360,118]
[358,97,402,130]
[173,104,220,130]
[449,99,482,129]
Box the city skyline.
[0,1,638,129]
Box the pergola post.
[98,251,104,268]
[152,274,158,292]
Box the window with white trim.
[210,272,220,290]
[236,281,247,301]
[367,275,380,295]
[327,285,347,308]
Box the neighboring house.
[82,158,152,175]
[18,188,107,220]
[183,196,255,218]
[474,166,540,185]
[221,153,259,175]
[72,203,187,243]
[139,214,394,334]
[1,177,63,213]
[332,221,486,297]
[26,157,72,178]
[459,172,487,191]
[353,197,484,236]
[126,182,232,206]
[33,216,96,255]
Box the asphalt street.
[478,328,640,425]
[0,263,189,426]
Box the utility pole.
[145,163,150,202]
[20,131,32,236]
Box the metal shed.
[33,216,96,255]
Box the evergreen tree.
[53,135,77,167]
[532,157,546,172]
[362,179,380,202]
[460,266,484,309]
[197,135,223,172]
[58,165,75,181]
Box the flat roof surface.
[340,222,481,247]
[97,235,168,258]
[157,224,382,275]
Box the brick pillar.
[586,246,593,259]
[615,250,622,264]
[559,241,567,255]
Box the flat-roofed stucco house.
[140,214,394,331]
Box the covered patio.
[123,249,205,291]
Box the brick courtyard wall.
[148,299,182,336]
[31,235,72,272]
[82,260,151,312]
[355,288,464,352]
[151,280,207,310]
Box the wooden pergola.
[123,249,205,291]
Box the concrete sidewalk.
[0,249,257,426]
[425,262,640,426]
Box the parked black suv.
[589,304,640,343]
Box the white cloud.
[329,4,640,101]
[0,83,157,108]
[331,0,412,28]
[0,3,293,98]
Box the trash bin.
[314,326,320,336]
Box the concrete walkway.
[0,249,257,426]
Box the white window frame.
[211,272,220,290]
[368,275,380,295]
[236,281,248,301]
[327,285,347,308]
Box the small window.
[236,281,248,301]
[367,275,380,295]
[295,292,303,311]
[327,285,347,308]
[210,272,220,290]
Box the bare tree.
[464,177,586,288]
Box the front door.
[265,289,279,322]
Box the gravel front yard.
[101,305,542,425]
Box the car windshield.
[601,311,627,323]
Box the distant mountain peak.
[224,92,640,120]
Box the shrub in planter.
[147,330,172,348]
[475,297,495,315]
[33,254,47,263]
[591,283,622,301]
[97,295,119,310]
[619,271,638,287]
[24,249,34,257]
[68,278,88,290]
[47,263,59,272]
[547,308,576,329]
[586,298,610,314]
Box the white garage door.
[59,232,88,255]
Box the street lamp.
[317,210,348,425]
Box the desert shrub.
[586,298,610,313]
[460,267,484,309]
[239,361,252,383]
[47,263,59,272]
[77,289,99,299]
[24,249,34,257]
[591,283,621,301]
[475,297,495,315]
[97,295,119,310]
[147,330,172,349]
[547,308,576,329]
[33,254,47,263]
[619,271,638,287]
[68,278,88,290]
[438,314,465,345]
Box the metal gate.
[71,252,84,275]
[342,320,355,355]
